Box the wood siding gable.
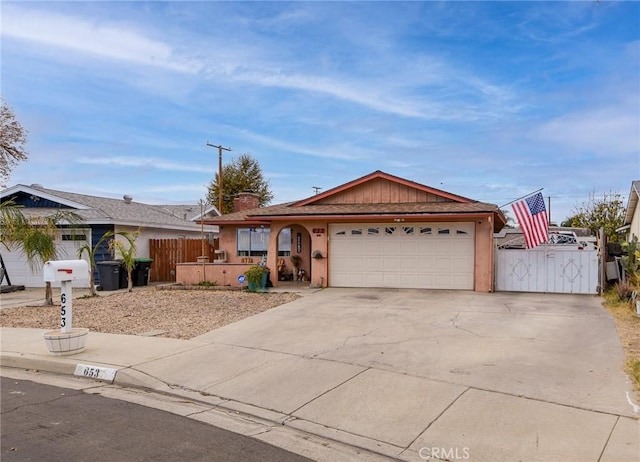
[295,171,471,207]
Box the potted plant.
[290,254,302,279]
[245,265,268,292]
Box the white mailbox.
[43,260,89,283]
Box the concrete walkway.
[2,289,639,461]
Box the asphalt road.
[1,376,312,462]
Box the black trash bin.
[96,261,121,291]
[116,260,129,289]
[132,258,153,286]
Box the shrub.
[614,280,635,301]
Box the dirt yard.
[0,288,299,340]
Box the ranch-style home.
[193,171,506,292]
[1,184,219,287]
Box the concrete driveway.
[4,288,637,460]
[177,288,636,460]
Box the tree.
[207,153,274,214]
[109,230,139,292]
[561,191,625,242]
[0,99,28,186]
[0,204,84,305]
[77,230,117,296]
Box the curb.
[1,352,402,462]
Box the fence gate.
[495,247,599,294]
[149,239,217,282]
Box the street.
[1,376,312,462]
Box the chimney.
[233,191,260,212]
[123,194,133,204]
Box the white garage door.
[1,229,91,288]
[329,222,475,290]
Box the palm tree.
[0,199,28,249]
[109,230,139,292]
[77,231,115,297]
[1,200,84,305]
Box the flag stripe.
[511,192,549,249]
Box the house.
[0,184,219,287]
[620,180,640,242]
[193,171,506,292]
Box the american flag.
[512,192,549,249]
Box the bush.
[245,265,267,287]
[614,280,636,301]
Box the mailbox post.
[42,260,90,355]
[43,260,89,333]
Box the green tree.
[0,99,28,186]
[207,153,274,214]
[77,230,117,296]
[561,191,625,242]
[0,204,84,305]
[109,230,139,292]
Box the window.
[420,227,432,235]
[403,226,414,235]
[334,229,346,236]
[385,226,396,235]
[278,228,291,256]
[456,230,468,235]
[237,227,292,256]
[61,233,87,241]
[351,228,363,236]
[438,228,450,235]
[368,227,379,236]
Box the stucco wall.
[219,217,496,291]
[176,263,257,287]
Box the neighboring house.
[494,227,597,250]
[0,184,219,287]
[620,180,640,242]
[203,171,506,292]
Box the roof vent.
[30,183,43,189]
[123,194,133,204]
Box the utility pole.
[206,142,232,213]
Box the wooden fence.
[149,239,217,282]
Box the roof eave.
[1,184,90,209]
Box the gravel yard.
[0,288,299,340]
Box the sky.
[1,1,639,223]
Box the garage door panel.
[383,257,401,271]
[365,256,383,271]
[329,222,474,290]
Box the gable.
[1,185,88,209]
[296,171,471,206]
[5,190,74,209]
[313,177,458,205]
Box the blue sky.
[2,1,638,222]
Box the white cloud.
[76,156,211,173]
[1,5,199,73]
[535,104,639,155]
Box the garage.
[1,229,90,288]
[329,222,475,289]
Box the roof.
[206,171,506,231]
[1,184,218,232]
[623,180,640,225]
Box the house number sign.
[297,232,302,253]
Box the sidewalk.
[2,288,639,461]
